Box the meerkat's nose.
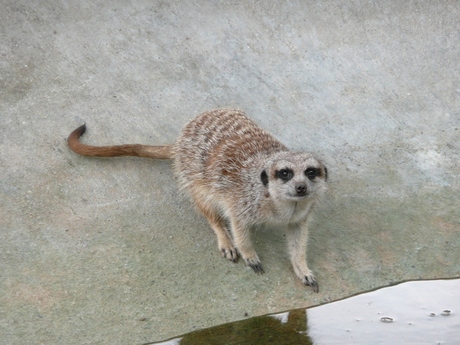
[295,183,307,196]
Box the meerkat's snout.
[295,182,307,196]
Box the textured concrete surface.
[1,1,459,344]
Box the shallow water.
[147,279,459,345]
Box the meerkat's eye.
[305,167,320,180]
[276,168,294,182]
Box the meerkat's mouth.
[287,193,310,201]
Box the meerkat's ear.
[260,170,269,186]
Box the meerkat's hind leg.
[229,217,264,274]
[197,203,239,262]
[213,218,239,263]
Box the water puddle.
[145,279,460,345]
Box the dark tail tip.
[75,123,87,137]
[68,124,87,151]
[68,124,87,139]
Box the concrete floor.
[1,1,459,344]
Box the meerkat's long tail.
[67,124,173,159]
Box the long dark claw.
[230,249,238,263]
[304,276,319,293]
[249,262,265,274]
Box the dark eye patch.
[275,168,294,182]
[260,170,269,186]
[305,167,320,180]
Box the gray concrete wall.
[1,1,459,343]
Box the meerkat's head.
[260,152,327,202]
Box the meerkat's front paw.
[243,255,264,274]
[292,262,319,292]
[302,273,319,293]
[220,246,239,263]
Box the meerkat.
[68,109,327,292]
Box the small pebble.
[380,317,393,323]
